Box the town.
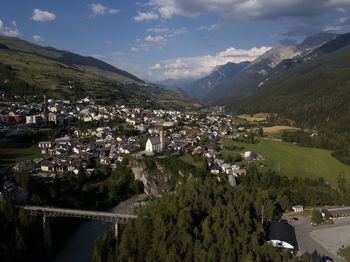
[0,94,256,200]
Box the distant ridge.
[0,36,199,110]
[0,36,142,82]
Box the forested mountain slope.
[226,33,350,149]
[185,61,250,99]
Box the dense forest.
[331,149,350,166]
[92,166,350,262]
[0,201,44,261]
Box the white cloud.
[133,35,168,52]
[149,63,162,70]
[130,47,140,52]
[31,9,56,22]
[132,27,186,52]
[145,0,350,21]
[147,27,170,33]
[197,23,223,31]
[145,35,167,44]
[32,35,44,42]
[149,46,271,80]
[0,20,21,37]
[134,11,159,21]
[107,9,120,14]
[89,3,120,17]
[147,27,187,36]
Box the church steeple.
[160,126,164,150]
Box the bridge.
[23,206,137,223]
[22,205,138,248]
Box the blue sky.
[0,0,350,81]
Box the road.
[284,213,348,262]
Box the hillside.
[0,36,199,110]
[225,33,350,149]
[185,61,250,99]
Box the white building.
[145,130,164,153]
[292,205,304,212]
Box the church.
[145,130,165,153]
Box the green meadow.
[222,138,350,186]
[0,145,41,166]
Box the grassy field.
[0,145,41,166]
[237,113,269,122]
[263,126,300,135]
[338,246,350,261]
[222,138,350,186]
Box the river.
[52,194,148,262]
[52,220,112,262]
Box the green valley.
[222,138,350,186]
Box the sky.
[0,0,350,81]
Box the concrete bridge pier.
[43,216,52,248]
[114,223,119,239]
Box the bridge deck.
[23,205,137,224]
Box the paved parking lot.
[311,224,350,255]
[283,213,348,262]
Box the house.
[39,141,52,154]
[26,115,43,125]
[292,205,304,212]
[244,151,259,160]
[210,163,221,174]
[266,222,297,250]
[41,160,54,172]
[327,207,350,218]
[39,141,52,149]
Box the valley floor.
[222,138,350,186]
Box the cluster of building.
[1,96,255,191]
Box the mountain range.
[158,33,337,102]
[0,36,199,110]
[203,32,337,103]
[225,32,350,149]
